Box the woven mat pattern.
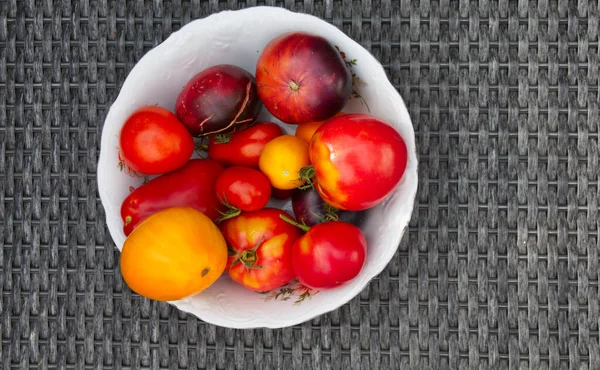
[2,0,599,369]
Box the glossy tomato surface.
[120,207,228,301]
[175,64,262,136]
[309,113,408,211]
[207,122,283,168]
[255,32,352,124]
[220,208,303,292]
[120,159,226,236]
[292,221,366,289]
[215,166,271,212]
[258,135,310,190]
[119,106,194,175]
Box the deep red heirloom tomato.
[281,216,367,289]
[307,113,408,211]
[215,166,271,219]
[120,159,226,236]
[255,32,352,124]
[119,106,194,175]
[207,122,283,168]
[220,208,303,292]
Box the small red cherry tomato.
[220,208,304,291]
[215,167,271,218]
[119,106,194,175]
[289,220,367,289]
[207,122,283,168]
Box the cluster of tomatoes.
[117,31,409,302]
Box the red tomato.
[220,208,303,292]
[308,113,408,211]
[207,122,283,168]
[215,166,271,217]
[119,106,194,175]
[290,221,366,289]
[121,159,226,236]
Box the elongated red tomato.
[220,208,303,292]
[309,113,408,211]
[207,122,283,168]
[119,106,194,175]
[120,159,226,236]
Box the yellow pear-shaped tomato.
[120,207,227,301]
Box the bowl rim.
[98,5,419,329]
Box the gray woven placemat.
[2,0,599,369]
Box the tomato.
[291,187,366,227]
[308,113,408,211]
[215,166,271,219]
[207,122,283,168]
[294,112,345,144]
[119,106,194,175]
[259,135,310,190]
[220,208,303,291]
[121,159,226,236]
[285,219,367,289]
[120,207,228,301]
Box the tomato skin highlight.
[309,113,408,211]
[215,166,271,212]
[119,106,194,175]
[120,207,228,301]
[220,208,303,292]
[292,221,367,289]
[121,159,226,236]
[207,122,283,168]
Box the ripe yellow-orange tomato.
[258,135,310,190]
[120,207,228,301]
[295,112,345,144]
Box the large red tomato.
[119,106,194,175]
[207,122,283,168]
[220,208,303,292]
[290,220,366,289]
[255,32,352,124]
[308,113,408,211]
[120,159,226,236]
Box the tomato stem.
[214,133,232,144]
[296,165,316,190]
[288,80,300,92]
[216,207,241,223]
[195,143,209,151]
[279,214,311,232]
[229,236,265,271]
[216,194,241,223]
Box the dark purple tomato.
[291,187,366,227]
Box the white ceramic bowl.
[98,6,418,329]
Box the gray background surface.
[1,0,599,369]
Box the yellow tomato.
[120,207,227,301]
[294,112,345,144]
[258,135,310,190]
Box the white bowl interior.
[98,7,418,329]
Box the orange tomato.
[120,207,228,301]
[294,112,345,144]
[258,135,310,190]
